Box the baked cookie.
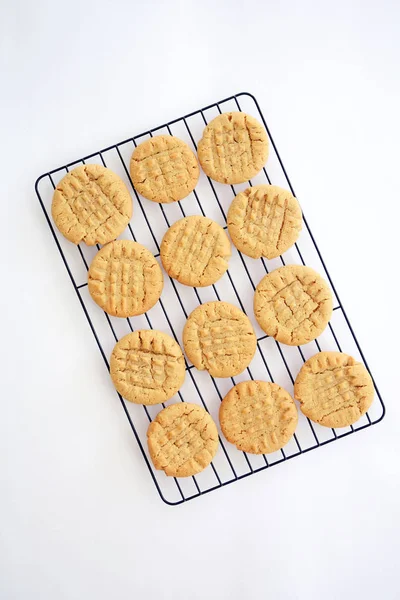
[197,112,269,184]
[227,185,302,259]
[254,265,332,346]
[220,380,298,454]
[51,164,132,245]
[130,135,199,203]
[147,402,219,477]
[88,240,163,317]
[110,330,185,405]
[160,216,231,287]
[183,301,256,377]
[294,351,374,428]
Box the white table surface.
[1,1,400,598]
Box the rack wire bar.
[35,92,385,505]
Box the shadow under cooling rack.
[35,92,385,506]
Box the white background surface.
[1,1,400,598]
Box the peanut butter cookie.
[183,301,256,377]
[254,265,332,346]
[220,380,298,454]
[130,135,199,203]
[160,215,231,287]
[294,351,374,428]
[227,185,302,259]
[147,402,219,477]
[197,112,269,184]
[52,164,132,245]
[110,330,185,405]
[88,240,163,317]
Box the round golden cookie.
[183,301,256,378]
[147,402,219,477]
[110,330,185,405]
[254,265,332,346]
[88,240,163,317]
[197,112,269,184]
[51,164,132,246]
[130,135,200,203]
[294,351,374,428]
[220,380,298,454]
[160,216,231,287]
[227,185,302,259]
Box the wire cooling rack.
[35,92,385,505]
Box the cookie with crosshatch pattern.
[51,164,132,245]
[254,265,332,346]
[130,135,200,203]
[88,240,163,317]
[147,402,219,477]
[294,351,374,428]
[197,112,269,184]
[110,330,185,405]
[227,185,302,259]
[220,380,298,454]
[183,301,256,377]
[160,215,231,287]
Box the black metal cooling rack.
[35,92,385,506]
